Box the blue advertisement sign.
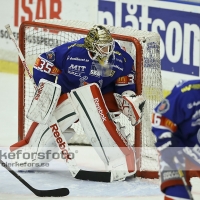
[98,0,200,76]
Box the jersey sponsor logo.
[181,84,200,93]
[112,64,123,71]
[115,73,134,86]
[187,101,200,109]
[51,67,61,75]
[191,119,200,126]
[116,76,128,85]
[162,170,180,181]
[68,43,76,49]
[152,113,177,132]
[94,98,107,122]
[192,109,200,120]
[114,51,121,56]
[68,64,86,77]
[34,57,61,75]
[156,99,170,114]
[90,69,101,77]
[90,62,101,77]
[46,51,55,62]
[67,56,89,62]
[116,58,123,63]
[90,61,115,77]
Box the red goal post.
[18,20,163,179]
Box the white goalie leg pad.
[10,126,76,169]
[10,94,79,169]
[10,122,56,169]
[70,83,136,181]
[26,79,61,124]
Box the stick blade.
[34,188,69,197]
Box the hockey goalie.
[10,25,145,182]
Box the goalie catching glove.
[114,91,145,126]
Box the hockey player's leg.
[70,83,136,181]
[159,155,193,200]
[164,185,192,200]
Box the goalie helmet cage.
[18,20,163,179]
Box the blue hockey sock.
[165,185,192,199]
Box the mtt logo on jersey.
[68,64,86,77]
[34,57,61,75]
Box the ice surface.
[0,73,199,200]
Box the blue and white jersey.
[33,38,135,95]
[152,79,200,147]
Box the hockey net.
[18,19,163,178]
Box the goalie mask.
[85,25,115,77]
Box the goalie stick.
[0,159,69,197]
[5,24,112,182]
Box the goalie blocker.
[26,78,61,125]
[10,83,140,182]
